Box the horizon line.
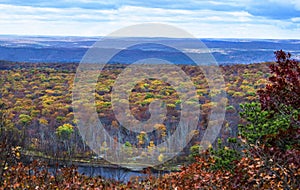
[0,34,300,41]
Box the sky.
[0,0,299,39]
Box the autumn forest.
[0,50,299,189]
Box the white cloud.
[0,3,299,39]
[0,4,117,22]
[291,0,300,10]
[291,17,300,22]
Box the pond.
[48,165,170,182]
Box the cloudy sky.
[0,0,299,39]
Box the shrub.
[239,102,290,146]
[209,138,240,171]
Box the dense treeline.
[0,60,269,160]
[1,51,299,189]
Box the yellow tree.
[56,123,74,162]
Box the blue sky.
[0,0,299,39]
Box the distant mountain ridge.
[0,35,299,64]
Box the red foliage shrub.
[258,50,300,113]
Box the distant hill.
[0,35,299,64]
